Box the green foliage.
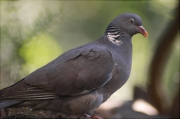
[19,33,62,73]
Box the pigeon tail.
[0,100,21,108]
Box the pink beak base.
[138,26,148,38]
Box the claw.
[84,114,92,118]
[84,113,103,119]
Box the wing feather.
[1,43,115,101]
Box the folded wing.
[0,44,115,101]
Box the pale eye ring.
[130,18,135,24]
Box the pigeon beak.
[137,26,148,38]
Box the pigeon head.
[106,13,148,39]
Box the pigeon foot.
[84,113,103,119]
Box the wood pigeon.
[0,13,148,119]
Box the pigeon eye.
[130,18,135,24]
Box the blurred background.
[0,0,179,118]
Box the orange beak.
[137,26,148,38]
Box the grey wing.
[0,44,115,101]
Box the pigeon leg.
[84,113,103,119]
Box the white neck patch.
[107,32,122,46]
